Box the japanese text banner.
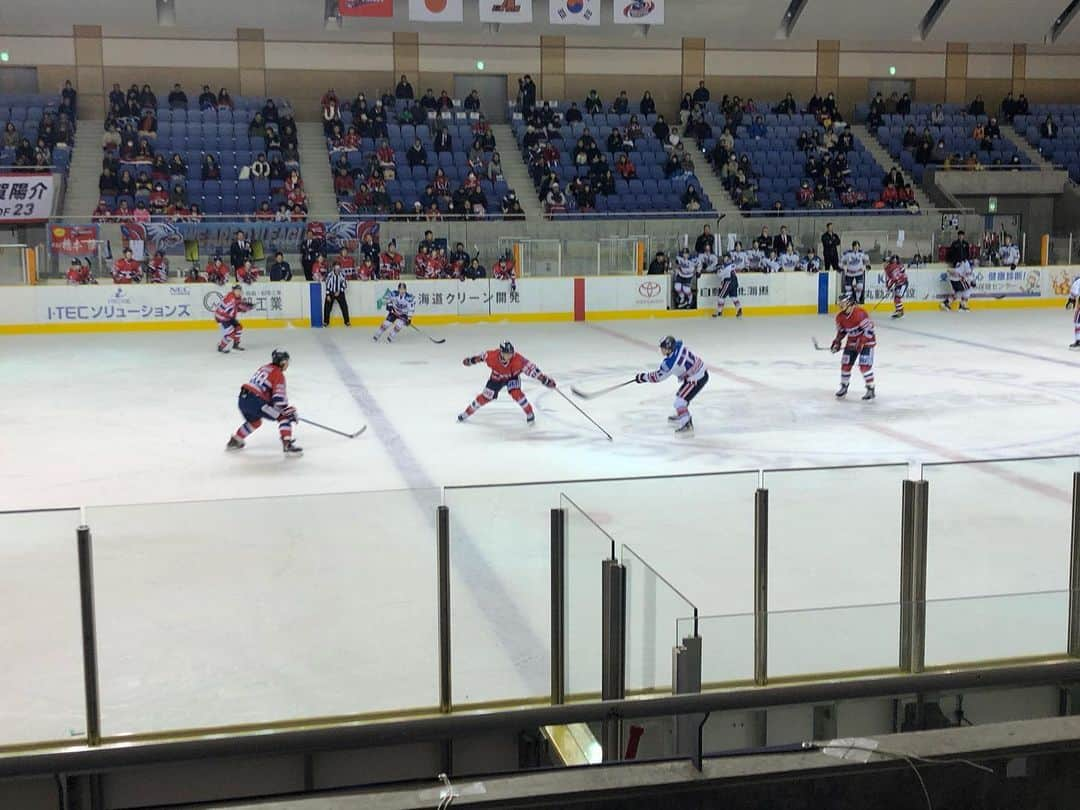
[0,173,54,223]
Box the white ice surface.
[2,310,1079,744]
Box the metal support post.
[672,635,704,761]
[437,506,452,714]
[910,480,929,674]
[601,558,626,761]
[1068,473,1080,656]
[754,486,769,686]
[77,526,101,747]
[899,479,917,671]
[551,508,566,705]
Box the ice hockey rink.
[3,308,1079,745]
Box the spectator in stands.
[612,91,630,115]
[114,199,133,221]
[692,80,710,105]
[217,87,234,110]
[419,88,438,113]
[458,89,480,112]
[822,92,837,118]
[254,200,274,221]
[250,152,270,179]
[436,90,453,112]
[682,184,702,212]
[433,125,452,154]
[630,90,654,117]
[2,122,18,149]
[171,153,190,179]
[646,114,669,145]
[98,167,118,196]
[545,181,567,214]
[797,180,813,207]
[881,181,899,206]
[169,183,187,208]
[486,151,504,183]
[134,170,152,196]
[931,138,948,165]
[897,93,912,116]
[1001,91,1016,121]
[964,151,981,171]
[517,75,537,112]
[60,79,77,114]
[900,124,918,151]
[395,74,414,101]
[749,115,767,139]
[201,154,221,181]
[1041,114,1058,140]
[737,183,758,210]
[986,116,1001,139]
[775,92,798,116]
[925,104,943,127]
[108,82,124,110]
[262,98,279,123]
[150,154,169,182]
[403,137,427,169]
[116,169,135,197]
[139,84,157,110]
[968,95,985,116]
[248,111,268,139]
[502,190,524,220]
[137,109,157,140]
[198,85,215,110]
[263,125,282,152]
[1017,94,1030,116]
[168,83,187,109]
[616,152,637,180]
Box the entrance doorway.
[454,73,508,123]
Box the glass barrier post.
[551,507,566,705]
[77,525,101,748]
[601,557,626,762]
[911,480,929,673]
[672,635,704,766]
[899,479,916,671]
[754,482,768,686]
[437,505,451,715]
[1069,473,1080,657]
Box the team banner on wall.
[409,0,464,21]
[614,0,664,24]
[549,0,599,25]
[0,173,54,223]
[479,0,533,24]
[112,220,376,257]
[49,224,100,255]
[338,0,393,17]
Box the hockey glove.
[537,373,556,388]
[463,355,480,366]
[830,339,842,353]
[635,373,648,383]
[280,405,298,421]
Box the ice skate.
[862,387,876,401]
[226,436,245,450]
[1070,341,1080,350]
[835,383,849,398]
[282,439,303,456]
[457,412,468,422]
[712,310,722,318]
[668,413,681,422]
[736,308,743,318]
[217,344,230,353]
[940,300,951,311]
[959,303,970,311]
[674,418,694,433]
[526,413,536,425]
[232,343,245,351]
[891,311,903,319]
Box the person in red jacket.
[66,257,96,285]
[457,341,556,425]
[145,250,170,283]
[335,246,357,280]
[112,248,142,283]
[206,255,229,285]
[379,240,404,279]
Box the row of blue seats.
[0,147,70,169]
[100,193,289,213]
[546,167,698,190]
[344,180,512,199]
[735,148,878,165]
[158,122,259,135]
[151,97,284,113]
[757,176,885,192]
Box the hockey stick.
[570,379,636,399]
[299,418,367,439]
[811,337,832,352]
[410,324,447,344]
[554,387,614,441]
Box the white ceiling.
[0,0,1076,45]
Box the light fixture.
[889,65,897,75]
[476,60,485,71]
[0,51,9,63]
[155,0,176,27]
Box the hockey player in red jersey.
[883,254,908,319]
[227,348,302,455]
[492,250,517,281]
[457,341,556,425]
[111,248,142,284]
[145,250,170,283]
[215,283,254,353]
[66,257,96,285]
[831,292,877,400]
[379,240,404,279]
[205,255,229,285]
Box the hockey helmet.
[838,292,855,308]
[499,340,515,356]
[271,348,290,366]
[659,335,677,355]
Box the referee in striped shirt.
[323,261,351,327]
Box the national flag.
[338,0,393,18]
[479,0,533,24]
[549,0,599,25]
[613,0,664,24]
[409,0,464,22]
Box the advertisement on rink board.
[864,267,1051,302]
[0,173,54,223]
[34,283,304,324]
[346,278,569,318]
[696,271,819,311]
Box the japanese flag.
[614,0,664,24]
[480,0,533,24]
[549,0,599,25]
[409,0,464,22]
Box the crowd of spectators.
[94,83,305,223]
[1,80,77,171]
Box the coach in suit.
[821,222,841,272]
[229,230,252,281]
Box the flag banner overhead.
[480,0,534,23]
[614,0,664,24]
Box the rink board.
[0,267,1072,333]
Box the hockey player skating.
[457,341,556,425]
[839,240,871,303]
[883,254,909,319]
[673,247,698,309]
[373,282,416,342]
[227,348,302,455]
[941,259,974,311]
[1067,275,1080,349]
[831,293,876,401]
[215,283,253,353]
[711,252,743,318]
[635,335,709,433]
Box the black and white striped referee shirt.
[324,267,348,295]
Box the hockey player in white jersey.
[941,260,974,311]
[839,240,871,303]
[730,241,749,272]
[999,234,1020,269]
[799,248,822,273]
[635,335,709,433]
[1067,275,1080,349]
[711,253,743,319]
[373,282,417,342]
[673,247,698,310]
[761,249,781,274]
[745,247,765,271]
[696,243,719,275]
[779,245,800,272]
